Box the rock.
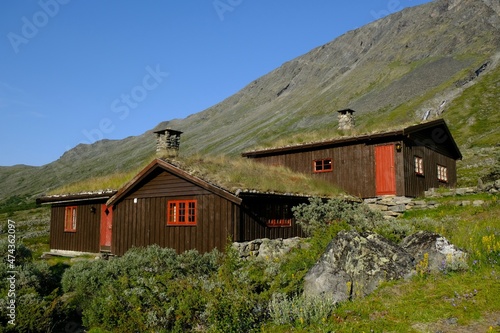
[233,237,303,260]
[413,200,427,206]
[303,230,414,302]
[473,200,485,207]
[477,178,485,191]
[368,204,388,211]
[394,197,413,204]
[462,200,471,206]
[401,231,468,272]
[389,204,406,213]
[495,179,500,190]
[364,198,378,204]
[383,210,400,217]
[455,188,468,195]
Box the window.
[437,165,448,182]
[266,203,292,227]
[167,200,197,226]
[64,206,77,232]
[414,156,424,175]
[313,158,333,173]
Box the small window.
[414,156,424,175]
[266,203,292,227]
[167,200,197,226]
[267,218,292,227]
[313,158,333,173]
[437,165,448,182]
[64,206,77,232]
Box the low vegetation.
[49,155,343,198]
[0,193,499,332]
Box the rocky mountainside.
[2,0,500,204]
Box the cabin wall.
[237,195,307,241]
[247,143,377,198]
[112,194,238,256]
[403,142,457,197]
[50,202,102,253]
[111,169,239,255]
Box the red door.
[375,145,396,196]
[100,205,113,250]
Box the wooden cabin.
[242,119,462,198]
[38,159,328,255]
[106,159,309,255]
[36,191,116,254]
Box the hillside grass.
[0,193,498,332]
[263,193,500,332]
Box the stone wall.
[364,181,498,218]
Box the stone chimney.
[337,109,355,130]
[154,128,183,158]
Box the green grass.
[262,193,500,332]
[168,155,344,197]
[47,155,344,198]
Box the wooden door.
[100,205,113,251]
[375,145,396,196]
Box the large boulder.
[400,231,468,272]
[303,230,414,303]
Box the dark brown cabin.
[36,191,116,254]
[106,159,308,255]
[242,119,462,198]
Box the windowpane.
[313,158,333,173]
[167,200,197,225]
[414,156,424,175]
[64,206,77,232]
[437,165,448,182]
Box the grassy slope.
[263,193,500,332]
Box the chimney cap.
[337,109,355,114]
[153,128,183,135]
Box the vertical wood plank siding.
[238,196,307,241]
[112,194,239,255]
[111,170,238,255]
[50,201,103,253]
[248,142,377,198]
[403,142,457,197]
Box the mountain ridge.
[1,0,499,203]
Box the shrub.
[61,245,222,332]
[293,197,418,243]
[268,292,336,327]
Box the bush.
[268,292,336,327]
[61,245,222,332]
[293,197,416,242]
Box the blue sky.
[0,0,432,166]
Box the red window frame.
[414,156,424,175]
[167,200,197,226]
[437,165,448,182]
[266,203,292,227]
[64,206,77,232]
[313,158,333,173]
[267,218,292,227]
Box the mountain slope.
[1,0,500,203]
